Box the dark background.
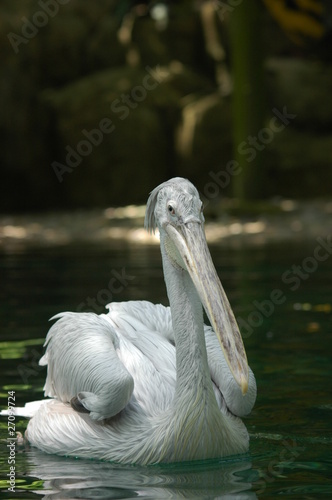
[1,0,332,212]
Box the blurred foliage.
[263,0,327,47]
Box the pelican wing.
[106,301,177,415]
[40,312,134,420]
[106,300,174,342]
[39,303,255,424]
[108,301,256,417]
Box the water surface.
[1,238,331,498]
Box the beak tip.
[240,376,249,396]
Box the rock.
[265,126,332,197]
[266,58,332,131]
[43,66,175,206]
[0,0,126,211]
[264,58,332,196]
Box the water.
[1,238,332,498]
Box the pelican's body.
[25,178,256,464]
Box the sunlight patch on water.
[1,200,330,251]
[104,205,146,219]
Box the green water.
[0,240,331,499]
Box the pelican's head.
[144,177,204,238]
[145,178,249,395]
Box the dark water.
[1,238,332,499]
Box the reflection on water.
[25,449,257,498]
[1,239,332,498]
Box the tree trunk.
[229,0,266,201]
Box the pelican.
[25,178,256,464]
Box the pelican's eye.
[168,204,176,216]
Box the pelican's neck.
[160,238,215,406]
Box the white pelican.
[25,177,256,464]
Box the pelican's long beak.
[165,221,249,395]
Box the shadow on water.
[1,235,332,498]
